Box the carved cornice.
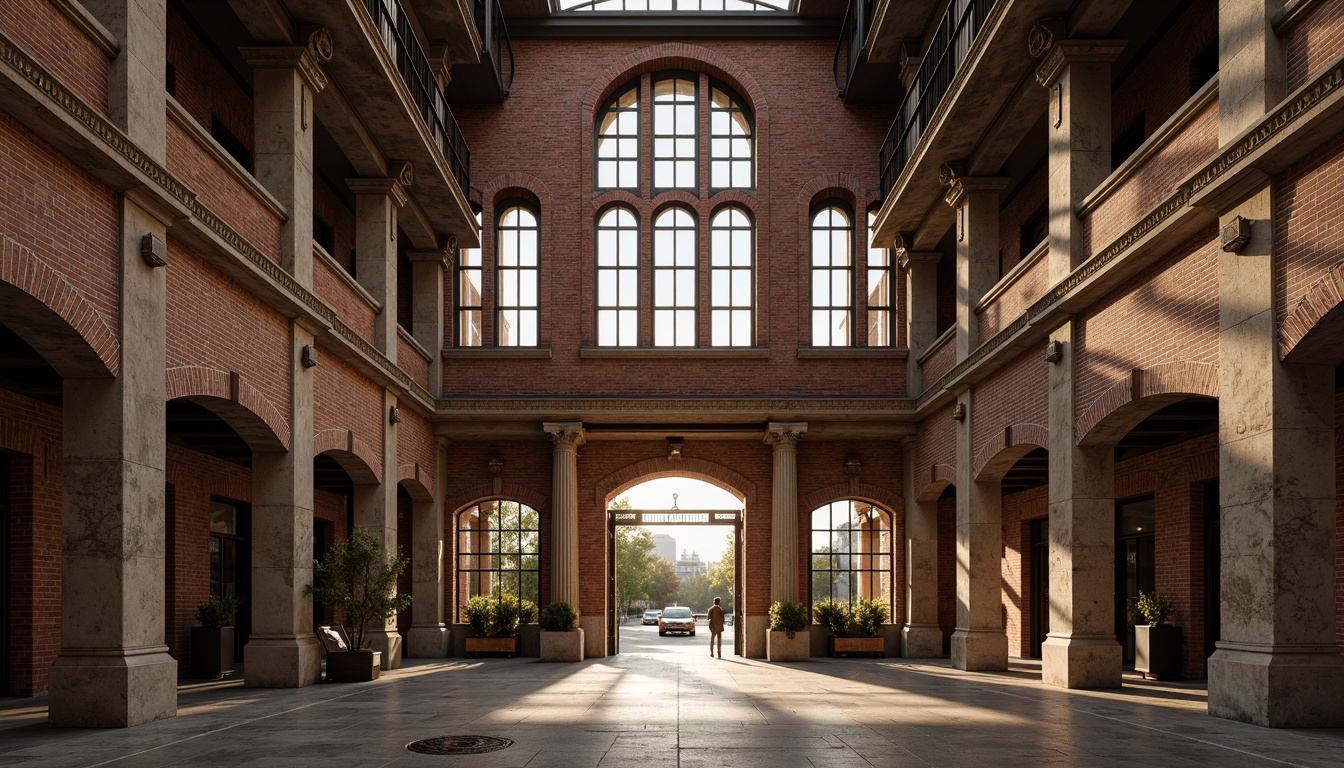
[347,177,409,207]
[407,248,451,269]
[1026,18,1065,59]
[437,397,916,414]
[897,250,942,270]
[1034,40,1127,88]
[543,422,587,447]
[239,44,329,94]
[763,421,808,446]
[943,176,1009,208]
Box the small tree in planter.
[813,600,850,638]
[191,593,239,679]
[463,593,524,657]
[837,598,888,657]
[1135,591,1180,680]
[538,601,583,662]
[767,600,810,662]
[308,528,412,681]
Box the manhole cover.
[406,735,514,755]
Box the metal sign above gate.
[609,509,742,526]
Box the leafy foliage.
[519,599,539,625]
[704,533,736,613]
[769,600,807,639]
[196,593,240,628]
[308,527,412,651]
[1136,591,1175,625]
[463,593,525,637]
[850,598,888,638]
[539,601,579,632]
[614,515,681,614]
[813,599,851,637]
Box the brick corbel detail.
[395,462,434,500]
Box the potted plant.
[832,598,887,657]
[538,600,584,662]
[463,593,523,657]
[1135,590,1180,680]
[308,527,412,682]
[767,600,810,662]
[190,593,239,679]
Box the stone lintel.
[407,248,451,269]
[1035,40,1128,88]
[239,46,329,94]
[346,177,408,208]
[898,250,942,270]
[944,176,1009,209]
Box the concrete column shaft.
[349,179,406,360]
[1218,0,1286,143]
[766,423,807,604]
[949,182,1006,360]
[902,251,940,396]
[85,0,166,161]
[903,437,940,638]
[353,390,402,667]
[545,423,585,608]
[408,252,447,396]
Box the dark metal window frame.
[651,204,700,346]
[810,199,855,347]
[650,72,701,194]
[865,210,894,347]
[455,210,485,347]
[708,204,755,347]
[809,499,894,612]
[594,204,642,346]
[456,499,541,620]
[495,199,541,347]
[595,81,641,192]
[708,80,755,193]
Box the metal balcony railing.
[472,0,516,96]
[833,0,876,98]
[363,0,472,192]
[878,0,994,197]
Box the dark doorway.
[0,454,10,696]
[1115,496,1156,664]
[313,518,334,631]
[210,499,251,662]
[1203,480,1220,661]
[1029,517,1049,658]
[396,487,412,637]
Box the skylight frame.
[554,0,796,13]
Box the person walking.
[708,596,725,658]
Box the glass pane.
[712,272,729,305]
[655,272,673,305]
[618,310,637,346]
[597,164,617,188]
[618,269,637,306]
[654,162,673,189]
[711,163,729,189]
[519,231,538,266]
[732,311,750,345]
[210,501,237,535]
[598,311,617,346]
[812,272,829,307]
[812,311,829,345]
[654,310,674,345]
[732,272,751,306]
[520,274,538,307]
[675,310,694,345]
[598,272,616,305]
[458,310,481,346]
[501,271,518,305]
[676,270,695,304]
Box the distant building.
[652,534,677,565]
[676,549,707,581]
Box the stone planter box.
[539,629,584,662]
[465,636,518,658]
[830,636,885,658]
[767,629,810,662]
[190,626,235,679]
[326,650,380,682]
[1135,624,1180,680]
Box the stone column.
[952,389,1008,671]
[354,389,402,668]
[944,174,1008,360]
[1218,0,1285,143]
[48,192,178,727]
[241,31,331,287]
[1210,186,1344,727]
[245,320,323,688]
[765,422,807,604]
[900,250,941,396]
[1036,40,1125,283]
[85,0,166,161]
[348,178,407,361]
[407,438,449,657]
[544,422,585,608]
[1043,319,1121,688]
[901,437,942,657]
[407,247,449,396]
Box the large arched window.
[866,211,894,347]
[709,206,754,346]
[496,203,539,347]
[710,86,754,190]
[596,206,639,346]
[457,500,540,617]
[596,85,639,190]
[652,76,697,190]
[810,500,892,609]
[455,210,483,347]
[811,204,853,347]
[653,207,697,346]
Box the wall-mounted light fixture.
[487,455,505,476]
[844,457,863,476]
[667,436,684,461]
[300,344,319,368]
[1221,216,1251,253]
[388,405,401,424]
[1044,340,1064,364]
[952,403,967,421]
[140,233,167,268]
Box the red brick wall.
[1111,0,1217,141]
[166,5,253,164]
[978,252,1047,342]
[920,334,957,388]
[937,493,955,656]
[394,406,435,492]
[313,255,378,344]
[971,349,1049,460]
[397,336,430,392]
[1275,132,1344,331]
[1337,386,1343,653]
[915,403,956,495]
[1001,484,1046,656]
[314,176,357,271]
[1286,0,1344,92]
[313,355,385,479]
[997,165,1047,275]
[0,0,110,113]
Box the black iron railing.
[472,0,515,96]
[878,0,994,197]
[363,0,472,192]
[833,0,875,97]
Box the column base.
[901,623,944,658]
[579,614,607,659]
[405,625,450,658]
[365,630,403,670]
[1208,644,1344,727]
[48,646,178,727]
[950,628,1007,671]
[744,614,769,659]
[1041,633,1122,689]
[244,634,322,688]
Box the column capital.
[943,175,1009,209]
[346,177,409,208]
[544,422,586,448]
[408,248,452,269]
[897,250,942,270]
[1035,40,1127,88]
[764,422,807,447]
[240,31,333,94]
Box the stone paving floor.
[2,624,1343,767]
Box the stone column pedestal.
[357,389,402,670]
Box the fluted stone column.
[765,422,807,604]
[944,174,1008,360]
[900,250,941,396]
[544,423,585,608]
[354,389,402,668]
[1044,319,1121,688]
[407,438,449,657]
[952,389,1008,671]
[902,437,942,657]
[348,178,407,361]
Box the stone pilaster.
[241,32,330,287]
[544,423,585,608]
[348,178,407,361]
[943,174,1008,360]
[765,422,807,604]
[85,0,166,162]
[1218,0,1286,143]
[48,192,177,727]
[407,248,449,396]
[354,389,402,669]
[245,320,322,688]
[1209,185,1344,727]
[407,437,449,657]
[951,389,1008,671]
[901,437,942,658]
[1036,40,1126,283]
[900,250,941,396]
[1043,319,1121,689]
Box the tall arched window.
[596,85,639,190]
[455,210,483,346]
[457,500,540,617]
[866,211,894,347]
[596,206,639,346]
[652,76,697,190]
[811,204,853,347]
[810,500,892,609]
[710,85,754,190]
[496,203,539,347]
[653,207,697,346]
[710,206,753,346]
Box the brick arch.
[973,423,1049,482]
[481,172,553,208]
[650,190,704,215]
[914,466,955,503]
[1281,262,1344,363]
[0,234,117,378]
[447,481,548,519]
[706,190,758,213]
[396,463,434,501]
[313,428,381,484]
[796,172,864,208]
[592,457,756,510]
[166,365,289,451]
[581,43,770,122]
[591,191,645,216]
[1078,362,1218,446]
[0,418,42,458]
[799,483,902,520]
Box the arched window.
[709,207,753,346]
[596,206,639,346]
[457,500,540,617]
[810,500,892,609]
[496,203,539,347]
[710,85,753,190]
[653,207,697,346]
[811,204,853,347]
[596,85,639,190]
[652,76,697,190]
[866,211,894,347]
[455,210,484,347]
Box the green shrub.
[539,601,579,632]
[850,598,888,638]
[196,593,240,628]
[813,600,851,638]
[464,593,525,637]
[1136,591,1175,625]
[519,599,539,625]
[769,600,807,639]
[464,595,493,636]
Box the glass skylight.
[556,0,791,12]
